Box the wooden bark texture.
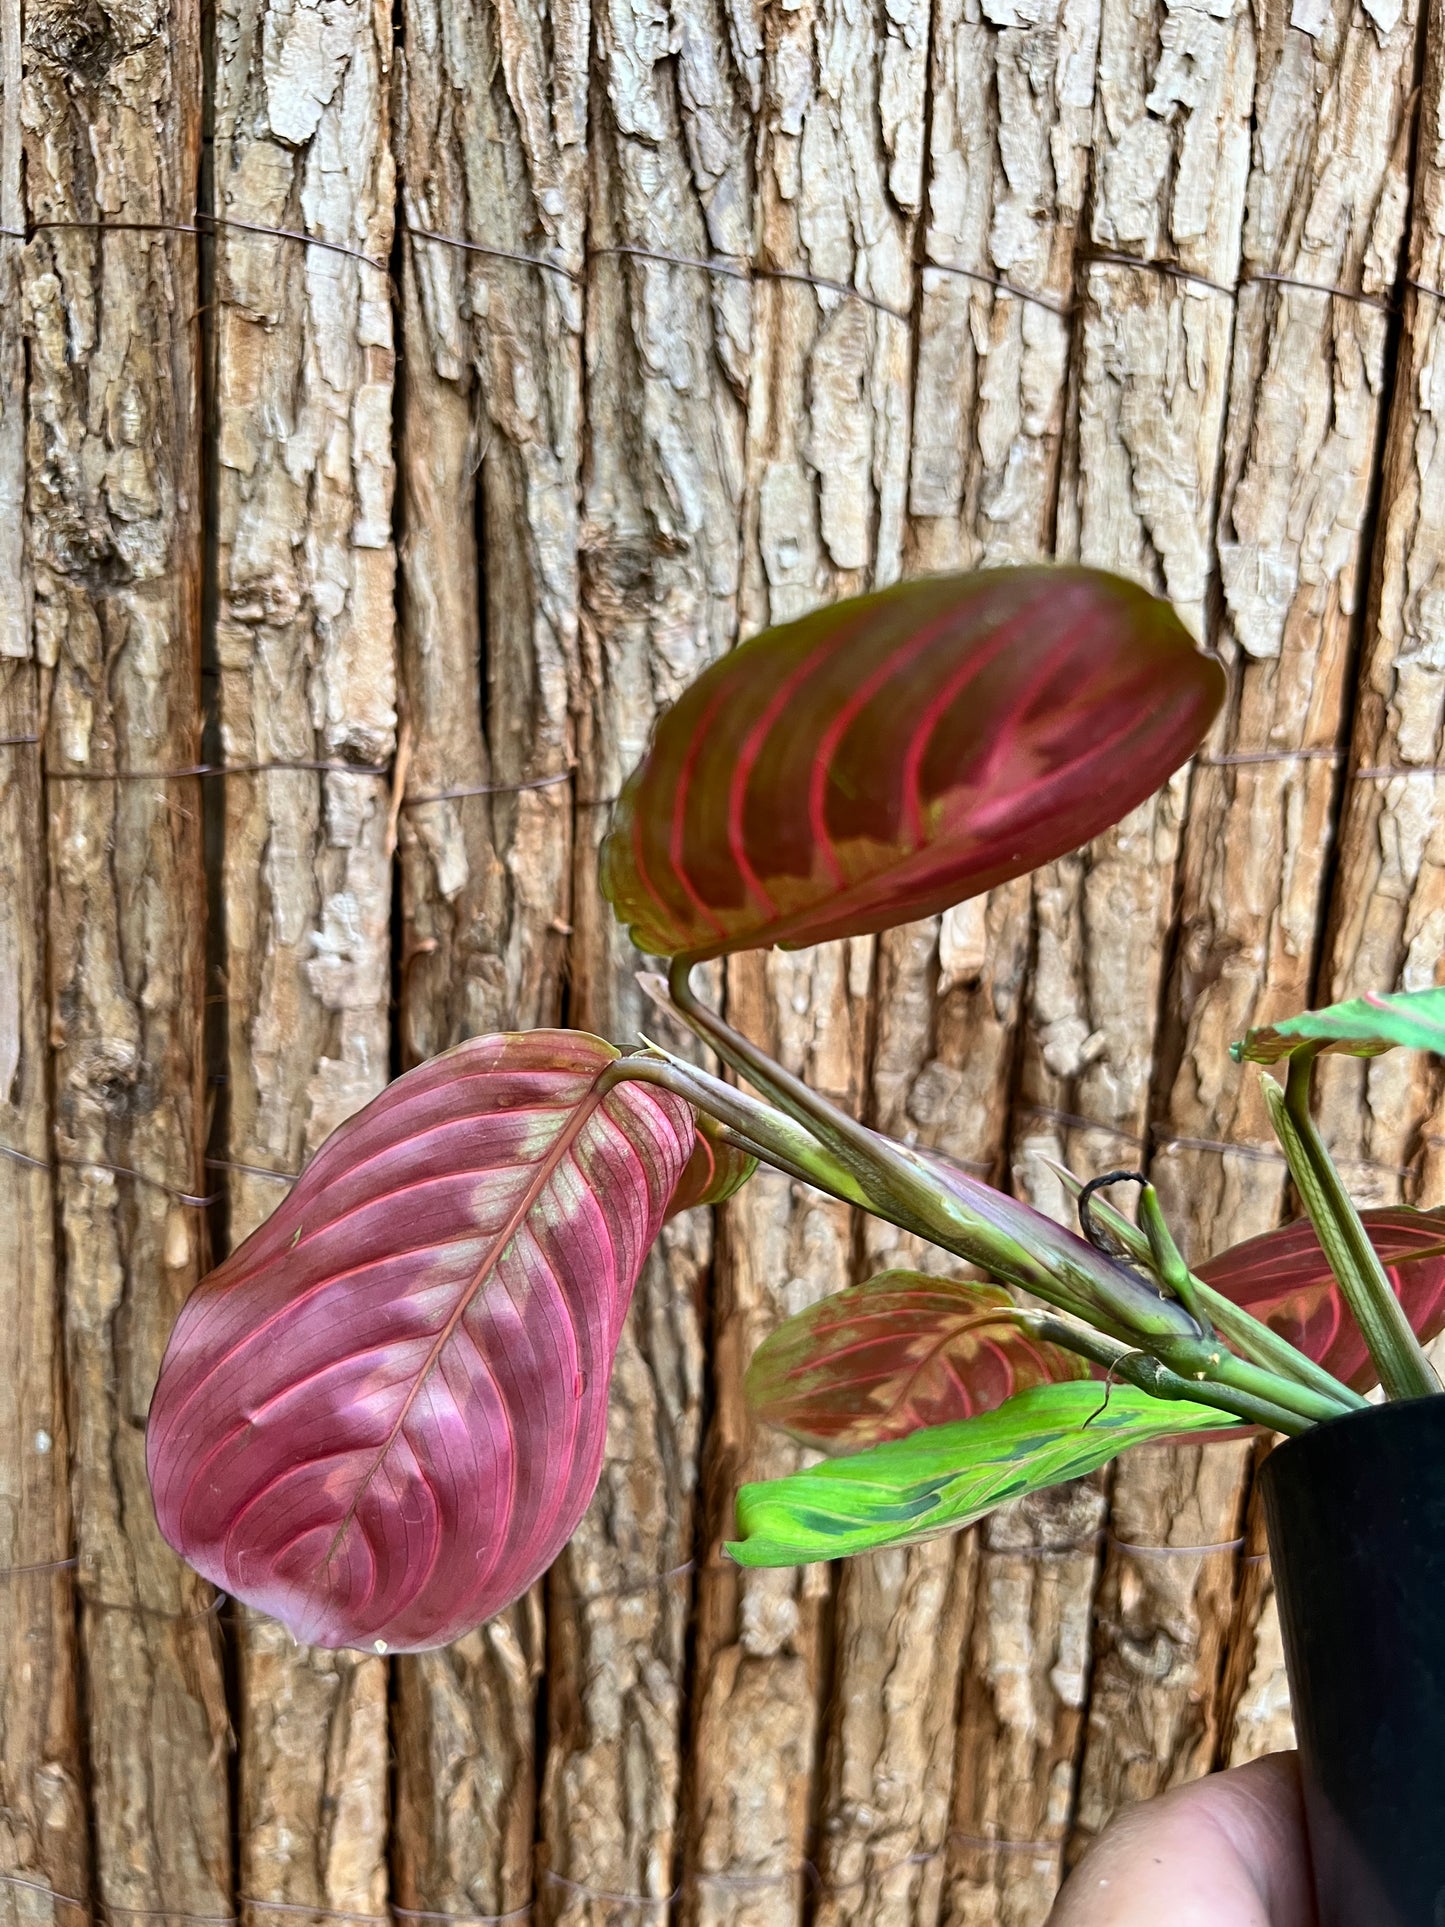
[19,1,233,1918]
[1,9,89,1922]
[547,0,747,1915]
[1,1,1442,1924]
[0,19,87,1906]
[392,0,588,1904]
[210,2,398,1919]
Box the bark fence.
[4,1,1445,1924]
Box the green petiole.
[1266,1052,1441,1404]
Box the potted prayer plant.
[146,567,1445,1927]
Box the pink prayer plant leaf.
[146,1031,693,1653]
[745,1271,1092,1453]
[1198,1206,1445,1395]
[666,1114,757,1218]
[601,565,1224,961]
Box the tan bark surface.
[210,0,398,1915]
[1153,0,1422,1782]
[681,2,936,1912]
[391,0,585,1904]
[1009,0,1255,1883]
[872,7,1090,1916]
[7,2,1445,1923]
[1317,0,1445,1206]
[545,0,746,1914]
[0,14,89,1921]
[21,3,232,1915]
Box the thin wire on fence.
[0,209,1434,327]
[0,733,572,810]
[0,1085,1419,1212]
[1,1821,1077,1927]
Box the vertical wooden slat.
[1314,0,1445,1209]
[687,947,871,1927]
[1157,0,1421,1779]
[395,0,584,1065]
[683,4,927,1916]
[210,2,398,1914]
[945,1494,1108,1927]
[22,2,232,1913]
[880,7,1098,1921]
[907,0,1090,578]
[1,22,88,1906]
[548,1,750,1913]
[1013,0,1255,1884]
[391,0,585,1905]
[1218,0,1442,1771]
[0,664,86,1927]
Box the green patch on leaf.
[727,1381,1233,1567]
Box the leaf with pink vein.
[147,1032,693,1652]
[745,1270,1091,1452]
[602,566,1223,960]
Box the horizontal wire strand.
[0,214,1431,322]
[7,730,1444,787]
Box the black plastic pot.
[1260,1396,1445,1927]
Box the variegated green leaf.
[1233,987,1445,1064]
[727,1381,1233,1566]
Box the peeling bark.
[1149,0,1421,1780]
[1012,0,1256,1882]
[868,4,1096,1912]
[10,0,1445,1912]
[942,1488,1108,1927]
[21,1,232,1913]
[687,948,871,1927]
[1317,0,1445,1209]
[395,0,583,1063]
[391,0,587,1903]
[0,13,89,1919]
[1067,1448,1249,1862]
[907,0,1091,575]
[211,0,397,1911]
[544,0,749,1909]
[682,3,930,1913]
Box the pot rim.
[1263,1388,1445,1466]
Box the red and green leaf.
[1199,1206,1445,1393]
[666,1114,757,1218]
[1233,987,1445,1063]
[745,1270,1090,1451]
[602,565,1223,961]
[146,1032,693,1653]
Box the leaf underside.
[147,1032,693,1652]
[728,1382,1233,1566]
[744,1270,1091,1451]
[666,1113,758,1218]
[1233,987,1445,1063]
[1200,1206,1445,1393]
[602,566,1224,960]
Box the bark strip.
[22,0,231,1911]
[210,0,398,1914]
[0,14,89,1919]
[1018,0,1256,1877]
[392,0,586,1903]
[545,0,748,1914]
[1147,0,1422,1781]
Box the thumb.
[1049,1753,1314,1927]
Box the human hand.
[1048,1752,1314,1926]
